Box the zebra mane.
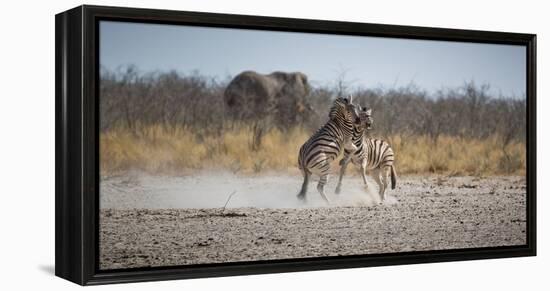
[326,97,357,140]
[328,98,347,120]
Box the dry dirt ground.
[99,173,526,269]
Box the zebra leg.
[317,174,331,204]
[380,166,391,201]
[297,169,310,201]
[360,159,369,188]
[373,168,384,203]
[335,157,351,194]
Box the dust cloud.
[100,172,394,209]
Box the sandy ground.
[99,173,526,269]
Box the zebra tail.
[390,165,397,189]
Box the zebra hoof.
[297,193,306,201]
[335,187,341,195]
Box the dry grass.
[387,135,525,176]
[100,125,309,175]
[100,125,525,176]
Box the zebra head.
[329,96,361,126]
[358,106,373,130]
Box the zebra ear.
[348,94,354,104]
[366,109,372,115]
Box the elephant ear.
[297,72,308,85]
[298,73,311,96]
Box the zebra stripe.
[297,97,359,204]
[335,107,397,202]
[363,139,395,170]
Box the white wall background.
[0,0,546,289]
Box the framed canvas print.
[55,5,536,285]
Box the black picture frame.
[55,4,536,286]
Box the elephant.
[224,71,314,150]
[224,71,312,125]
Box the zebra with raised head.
[335,106,397,202]
[297,96,361,204]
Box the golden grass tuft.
[100,125,525,176]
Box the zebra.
[335,106,397,202]
[297,96,361,204]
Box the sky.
[100,20,526,98]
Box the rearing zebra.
[297,96,360,204]
[335,106,397,202]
